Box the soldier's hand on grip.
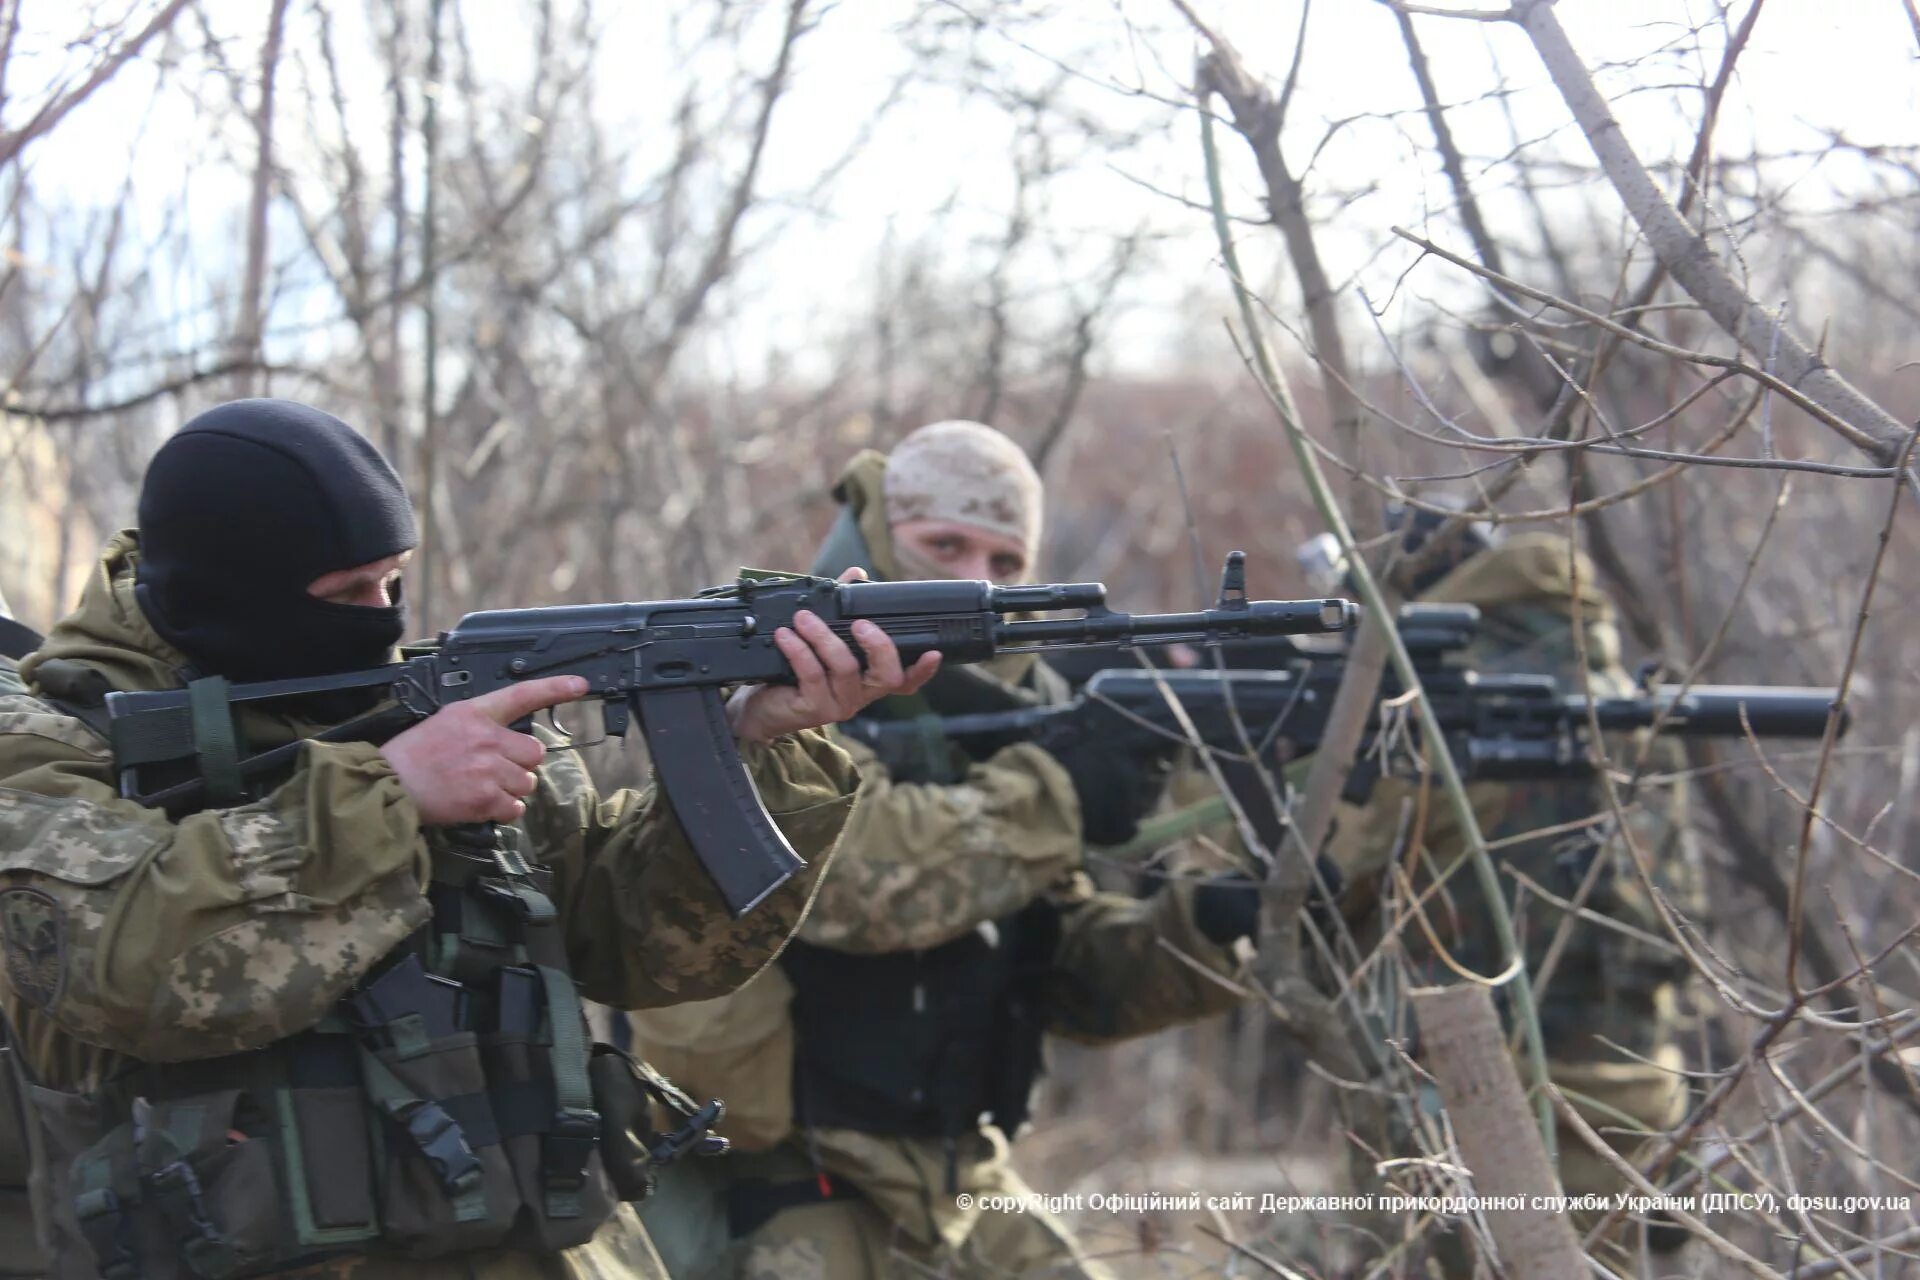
[1034,712,1177,847]
[380,674,586,824]
[727,567,941,744]
[1192,872,1263,947]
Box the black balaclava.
[136,399,418,681]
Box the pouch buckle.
[542,1105,601,1191]
[400,1100,483,1195]
[647,1099,729,1166]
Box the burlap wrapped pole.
[1410,983,1587,1278]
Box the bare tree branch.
[230,0,289,396]
[0,0,189,170]
[1510,0,1912,466]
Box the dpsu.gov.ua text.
[959,1191,1915,1217]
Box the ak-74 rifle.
[101,554,1352,915]
[840,604,1844,852]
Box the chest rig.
[27,677,723,1280]
[782,666,1064,1148]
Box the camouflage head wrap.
[882,421,1042,555]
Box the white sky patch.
[9,0,1917,386]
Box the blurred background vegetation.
[4,2,1919,1273]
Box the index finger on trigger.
[470,675,592,726]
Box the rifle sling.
[187,676,246,807]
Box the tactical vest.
[781,665,1064,1146]
[782,901,1059,1143]
[17,689,717,1280]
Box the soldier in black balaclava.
[134,398,419,681]
[0,397,931,1280]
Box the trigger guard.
[542,704,578,744]
[544,701,607,748]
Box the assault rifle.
[840,604,1843,850]
[102,554,1352,914]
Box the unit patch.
[0,888,64,1010]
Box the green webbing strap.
[498,881,555,926]
[433,904,519,978]
[357,1048,487,1223]
[535,963,595,1218]
[432,826,593,1217]
[187,676,245,806]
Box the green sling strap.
[186,676,245,807]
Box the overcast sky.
[15,1,1919,384]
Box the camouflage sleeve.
[791,734,1082,954]
[1041,872,1246,1045]
[0,699,430,1063]
[532,727,861,1009]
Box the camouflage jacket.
[0,532,862,1094]
[0,654,45,1280]
[1327,535,1697,1059]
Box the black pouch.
[66,1090,298,1280]
[590,1047,657,1203]
[367,1032,519,1257]
[140,1091,290,1278]
[278,1082,379,1249]
[589,1045,727,1203]
[27,1083,109,1280]
[485,1031,610,1251]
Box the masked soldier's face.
[890,519,1029,585]
[306,551,411,608]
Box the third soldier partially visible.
[1316,510,1698,1273]
[633,420,1265,1280]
